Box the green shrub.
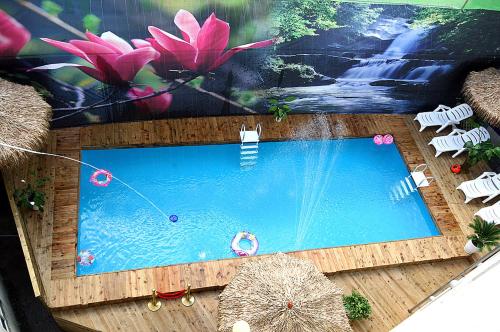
[468,217,500,252]
[14,176,49,212]
[343,290,372,321]
[463,140,500,170]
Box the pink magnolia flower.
[127,86,173,114]
[0,10,31,57]
[32,32,160,86]
[131,38,182,78]
[148,10,273,73]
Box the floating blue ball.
[169,215,178,222]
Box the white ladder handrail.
[413,163,428,173]
[256,123,262,138]
[240,124,246,143]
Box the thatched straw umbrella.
[462,67,500,128]
[0,78,51,168]
[218,253,352,332]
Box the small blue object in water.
[169,215,178,222]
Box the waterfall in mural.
[341,24,452,82]
[269,16,456,113]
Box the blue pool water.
[76,138,439,275]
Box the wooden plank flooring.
[3,114,480,311]
[53,259,471,332]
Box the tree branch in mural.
[0,10,31,58]
[30,9,273,120]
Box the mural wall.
[0,0,499,127]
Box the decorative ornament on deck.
[451,164,462,174]
[77,250,95,266]
[90,169,112,187]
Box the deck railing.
[409,245,500,313]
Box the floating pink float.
[383,134,394,144]
[90,169,112,187]
[231,231,259,257]
[77,250,95,266]
[373,134,384,145]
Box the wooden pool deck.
[2,114,486,315]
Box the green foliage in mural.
[41,0,63,17]
[83,14,102,34]
[265,57,317,81]
[231,88,258,107]
[272,0,339,42]
[412,8,498,54]
[336,4,382,35]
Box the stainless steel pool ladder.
[240,124,261,167]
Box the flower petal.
[85,31,123,54]
[128,86,173,114]
[0,9,31,57]
[210,39,274,71]
[114,46,160,81]
[29,63,87,70]
[148,26,197,71]
[195,13,230,72]
[69,40,118,67]
[131,39,151,48]
[101,31,134,54]
[40,38,92,63]
[174,9,200,45]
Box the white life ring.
[231,231,259,257]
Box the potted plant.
[464,217,500,254]
[462,141,500,171]
[342,290,372,321]
[13,176,49,212]
[267,96,296,122]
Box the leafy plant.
[343,290,372,321]
[41,0,63,17]
[463,140,500,170]
[14,176,50,212]
[267,96,296,121]
[467,217,500,252]
[83,14,102,34]
[264,57,318,81]
[272,0,339,43]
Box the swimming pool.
[76,138,439,275]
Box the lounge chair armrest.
[448,129,466,136]
[483,192,500,204]
[477,172,497,180]
[433,105,451,112]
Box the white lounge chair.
[428,127,490,158]
[475,201,500,225]
[414,104,473,133]
[457,172,500,203]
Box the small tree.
[343,290,372,321]
[14,176,49,212]
[267,96,296,122]
[468,217,500,252]
[462,141,500,170]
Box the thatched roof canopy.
[218,253,352,332]
[462,67,500,128]
[0,78,51,168]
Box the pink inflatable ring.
[373,134,384,145]
[383,134,394,144]
[90,169,112,187]
[231,231,259,257]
